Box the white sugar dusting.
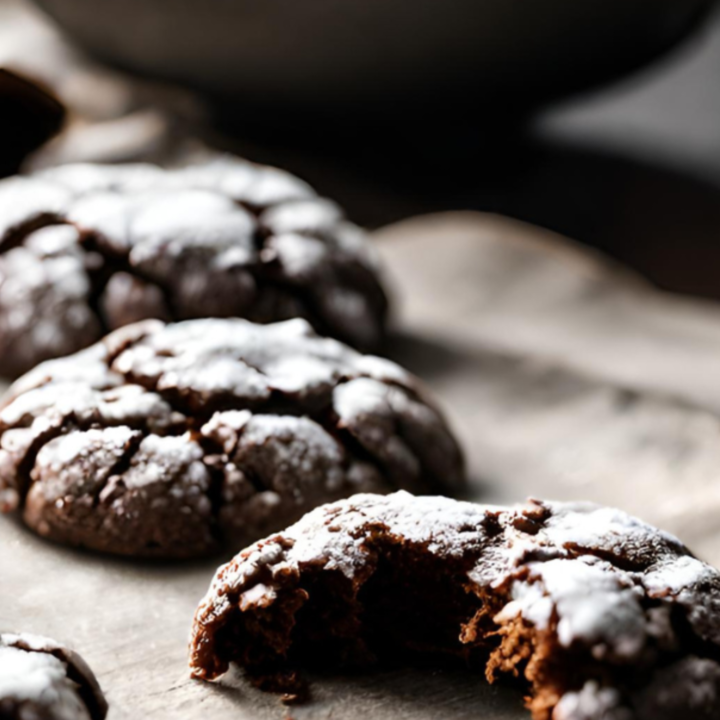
[553,681,624,720]
[643,555,713,595]
[526,558,647,658]
[0,636,91,720]
[261,198,343,237]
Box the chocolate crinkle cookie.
[0,157,388,377]
[0,319,463,558]
[189,491,720,720]
[0,633,107,720]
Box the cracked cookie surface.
[0,319,463,558]
[189,491,720,719]
[0,157,388,377]
[0,633,107,720]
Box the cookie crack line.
[79,216,320,344]
[2,402,436,555]
[79,228,179,332]
[88,429,145,509]
[189,492,720,720]
[100,331,460,497]
[0,214,69,254]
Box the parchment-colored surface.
[3,212,720,718]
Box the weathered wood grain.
[375,212,720,566]
[4,211,720,718]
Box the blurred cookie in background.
[0,0,203,172]
[0,68,64,177]
[0,157,389,377]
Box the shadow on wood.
[208,664,524,720]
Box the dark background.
[215,6,720,301]
[4,0,720,300]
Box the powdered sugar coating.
[0,156,388,377]
[0,647,89,720]
[0,633,107,720]
[190,492,720,719]
[515,558,648,658]
[0,319,463,557]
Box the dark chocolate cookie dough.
[0,633,107,720]
[0,319,463,558]
[189,491,720,720]
[0,157,388,377]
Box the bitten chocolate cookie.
[190,491,720,719]
[0,633,107,720]
[0,157,388,377]
[0,319,463,558]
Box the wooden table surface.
[3,212,720,719]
